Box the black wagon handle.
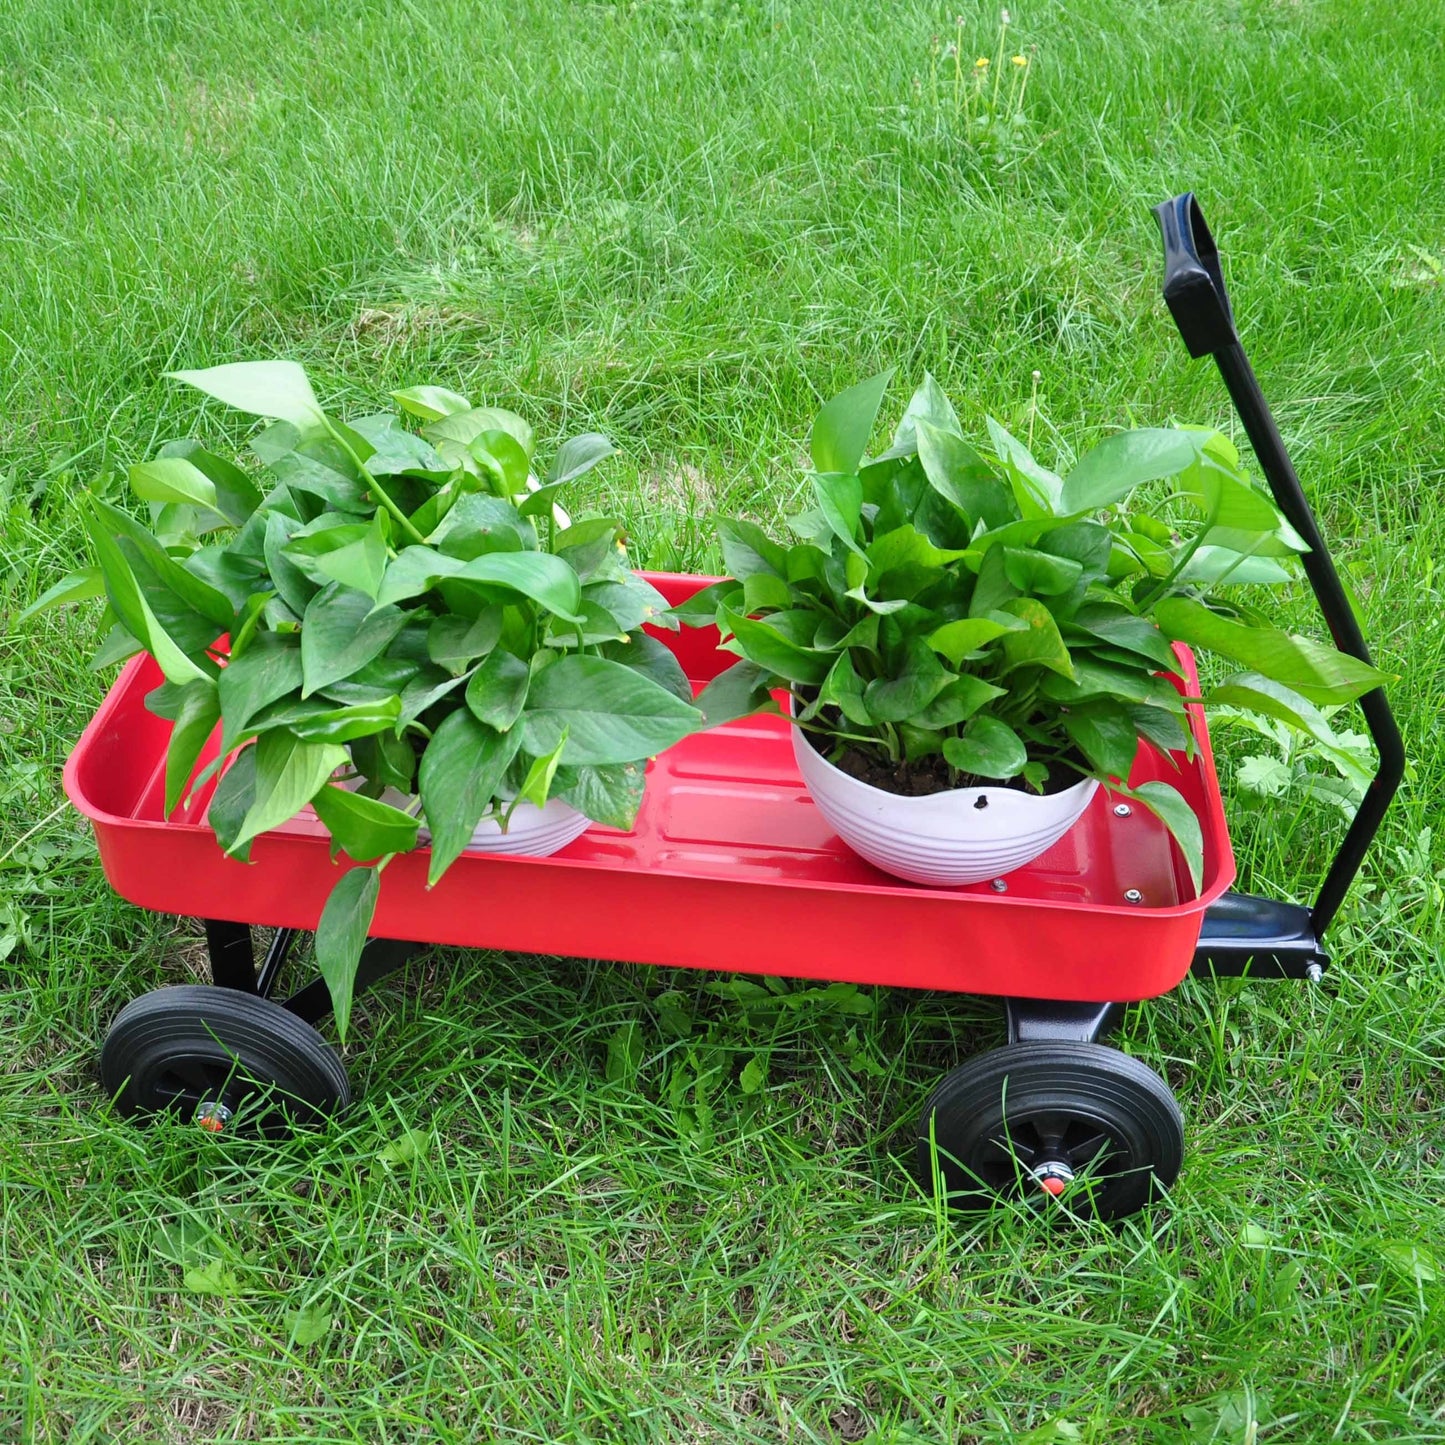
[1155,193,1238,357]
[1153,193,1405,940]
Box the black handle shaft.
[1153,194,1404,937]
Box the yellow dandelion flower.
[1012,53,1028,66]
[975,56,990,67]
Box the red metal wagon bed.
[66,595,1233,1006]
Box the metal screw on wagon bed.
[1113,803,1132,818]
[991,878,1008,893]
[1124,889,1144,904]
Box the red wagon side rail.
[64,573,1234,1006]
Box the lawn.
[2,0,1443,1439]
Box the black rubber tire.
[100,985,350,1134]
[916,1041,1183,1221]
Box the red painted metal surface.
[63,573,1236,1003]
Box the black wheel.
[916,1041,1183,1221]
[100,985,350,1134]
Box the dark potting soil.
[805,727,1087,799]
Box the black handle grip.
[1152,193,1237,359]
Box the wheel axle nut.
[195,1101,233,1133]
[1031,1160,1075,1197]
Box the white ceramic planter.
[434,796,591,857]
[791,727,1098,887]
[348,782,591,858]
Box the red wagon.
[61,197,1403,1218]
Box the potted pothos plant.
[687,371,1388,890]
[30,361,702,1035]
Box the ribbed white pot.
[792,727,1098,887]
[353,784,591,858]
[446,796,591,856]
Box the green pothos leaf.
[1062,704,1139,783]
[1155,598,1390,705]
[941,717,1028,780]
[82,503,211,686]
[391,384,472,422]
[810,369,892,475]
[315,866,380,1043]
[311,785,420,863]
[520,656,701,765]
[16,567,106,622]
[547,432,615,485]
[552,761,647,831]
[695,660,777,729]
[208,745,258,862]
[599,632,694,705]
[164,679,221,816]
[229,732,348,854]
[418,710,524,884]
[515,727,568,810]
[168,360,326,429]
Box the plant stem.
[1191,533,1273,592]
[880,719,901,762]
[790,715,892,751]
[1134,528,1209,614]
[1006,674,1040,723]
[227,592,274,658]
[324,419,427,547]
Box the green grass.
[2,0,1444,1438]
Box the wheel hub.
[1030,1160,1075,1197]
[194,1099,234,1133]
